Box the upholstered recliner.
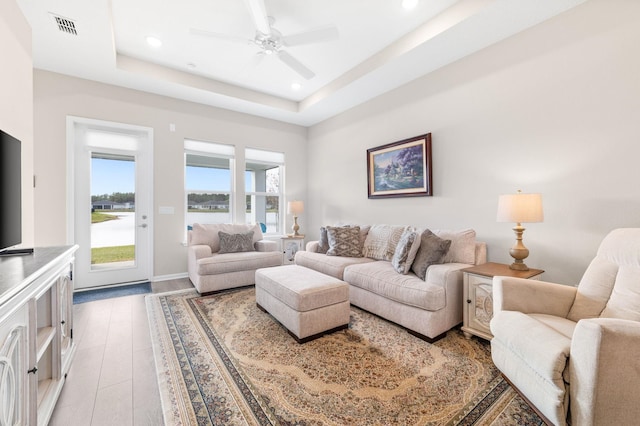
[187,223,283,293]
[490,228,640,426]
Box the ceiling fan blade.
[277,50,315,80]
[282,25,339,47]
[189,28,250,44]
[245,0,271,35]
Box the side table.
[281,236,305,265]
[461,262,544,340]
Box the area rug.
[146,287,543,425]
[73,281,151,304]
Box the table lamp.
[287,201,304,237]
[496,190,543,271]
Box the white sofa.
[187,223,283,294]
[490,228,640,426]
[295,225,486,342]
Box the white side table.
[461,262,544,340]
[281,236,305,265]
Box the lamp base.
[508,224,530,271]
[509,261,530,271]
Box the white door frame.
[66,116,153,289]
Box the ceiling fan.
[190,0,339,80]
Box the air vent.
[52,14,77,35]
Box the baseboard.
[152,272,189,282]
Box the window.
[185,140,234,228]
[245,148,284,234]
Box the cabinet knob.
[466,299,472,304]
[61,320,66,325]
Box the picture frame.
[367,133,432,199]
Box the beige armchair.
[187,223,283,294]
[490,228,640,426]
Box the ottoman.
[255,265,350,343]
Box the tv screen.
[0,129,21,252]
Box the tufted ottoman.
[255,265,350,343]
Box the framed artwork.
[367,133,432,199]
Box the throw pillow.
[363,224,408,261]
[432,228,476,264]
[326,226,363,257]
[391,228,421,274]
[218,231,255,254]
[317,226,330,254]
[411,230,452,280]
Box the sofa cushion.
[326,226,363,257]
[567,257,618,321]
[197,251,282,276]
[344,261,446,311]
[391,228,420,274]
[218,231,255,254]
[294,251,375,280]
[601,264,640,321]
[191,223,263,252]
[363,225,408,261]
[411,230,451,280]
[432,229,476,264]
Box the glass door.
[70,119,152,289]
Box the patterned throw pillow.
[317,226,330,254]
[326,226,363,257]
[391,229,421,274]
[410,230,451,280]
[218,231,255,254]
[363,225,408,261]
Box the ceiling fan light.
[402,0,419,10]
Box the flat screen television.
[0,129,23,254]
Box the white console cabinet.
[0,245,78,426]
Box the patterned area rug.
[146,288,543,425]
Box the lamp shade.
[496,192,543,223]
[287,200,304,215]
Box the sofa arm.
[255,239,278,252]
[493,276,577,317]
[306,241,319,252]
[189,244,213,260]
[570,318,640,426]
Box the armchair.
[187,223,283,294]
[490,228,640,426]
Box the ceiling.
[17,0,587,126]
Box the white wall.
[33,71,307,278]
[0,0,34,248]
[307,0,640,284]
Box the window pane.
[90,153,136,269]
[246,194,280,233]
[246,162,280,193]
[186,154,230,192]
[186,153,232,226]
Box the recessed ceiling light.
[146,36,162,48]
[402,0,418,10]
[291,82,301,91]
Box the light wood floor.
[49,278,194,426]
